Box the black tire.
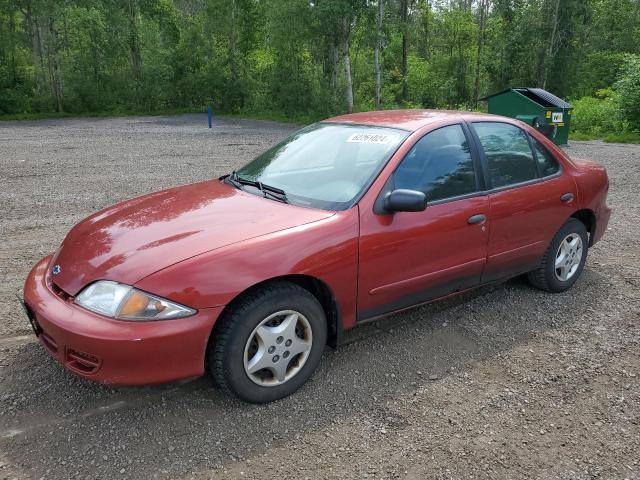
[527,218,589,293]
[208,282,327,403]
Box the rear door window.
[472,122,538,188]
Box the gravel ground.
[0,114,638,479]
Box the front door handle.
[560,192,574,203]
[467,214,486,225]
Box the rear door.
[468,121,578,283]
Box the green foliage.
[571,89,628,136]
[573,51,627,98]
[615,55,640,131]
[571,54,640,139]
[0,0,638,144]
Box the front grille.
[50,282,72,302]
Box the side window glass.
[531,137,560,177]
[393,124,476,202]
[473,122,538,188]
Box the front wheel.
[208,282,327,403]
[527,218,589,293]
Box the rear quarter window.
[531,137,561,177]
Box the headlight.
[75,281,196,321]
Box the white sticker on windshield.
[346,133,396,144]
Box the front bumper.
[23,256,223,385]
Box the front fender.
[134,208,360,329]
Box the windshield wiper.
[223,171,288,203]
[221,172,243,190]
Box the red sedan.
[23,110,611,403]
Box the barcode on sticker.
[347,133,395,144]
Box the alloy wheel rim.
[243,310,313,387]
[554,234,583,282]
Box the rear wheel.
[209,282,327,403]
[527,218,588,292]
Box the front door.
[357,123,490,320]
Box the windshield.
[234,123,409,210]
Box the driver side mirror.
[384,189,427,213]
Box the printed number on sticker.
[347,133,395,144]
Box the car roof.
[324,109,502,132]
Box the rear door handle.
[467,214,486,225]
[560,192,574,203]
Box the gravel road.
[0,114,638,479]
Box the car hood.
[50,179,334,295]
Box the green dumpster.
[479,87,572,145]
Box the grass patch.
[570,130,640,144]
[569,131,600,141]
[222,110,321,125]
[0,108,319,124]
[603,132,640,144]
[0,107,203,122]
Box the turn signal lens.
[116,289,191,320]
[118,292,150,317]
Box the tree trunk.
[229,0,238,82]
[127,0,142,104]
[22,2,46,99]
[46,18,64,112]
[541,0,560,88]
[400,0,408,101]
[342,17,353,114]
[473,0,487,107]
[421,0,430,59]
[330,42,340,90]
[8,7,17,83]
[228,0,242,108]
[374,0,384,109]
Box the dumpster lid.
[480,87,572,109]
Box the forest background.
[1,0,639,142]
